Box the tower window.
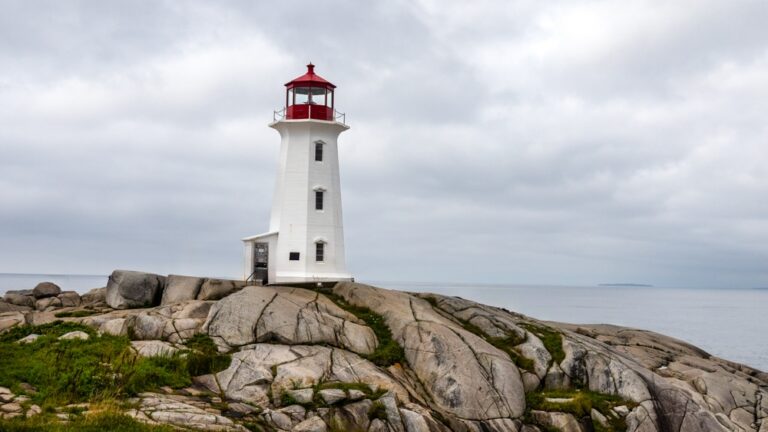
[316,242,325,262]
[289,252,300,261]
[315,190,324,210]
[315,142,323,161]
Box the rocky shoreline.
[1,270,766,432]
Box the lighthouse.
[242,64,353,284]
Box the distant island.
[598,283,654,287]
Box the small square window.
[289,252,300,261]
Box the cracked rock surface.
[203,286,378,355]
[1,274,766,432]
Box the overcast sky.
[1,0,766,288]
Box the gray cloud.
[1,0,767,288]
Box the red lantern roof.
[285,63,336,89]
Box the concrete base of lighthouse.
[243,232,353,285]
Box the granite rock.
[32,282,61,299]
[161,275,205,305]
[106,270,165,309]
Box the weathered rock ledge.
[1,270,766,432]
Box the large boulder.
[333,282,526,422]
[81,287,106,305]
[32,282,61,299]
[130,340,180,358]
[160,275,204,305]
[202,286,377,354]
[105,270,166,309]
[87,300,213,343]
[3,293,35,308]
[196,278,246,301]
[35,297,62,311]
[4,290,32,296]
[128,393,237,431]
[0,300,31,313]
[0,312,26,333]
[195,344,409,406]
[57,291,81,308]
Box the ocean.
[1,274,766,372]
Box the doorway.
[253,242,269,284]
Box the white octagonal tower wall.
[267,119,351,283]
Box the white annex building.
[242,64,353,284]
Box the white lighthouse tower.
[242,64,353,284]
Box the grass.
[0,322,230,410]
[53,310,99,318]
[422,295,537,373]
[525,389,635,431]
[318,290,406,367]
[0,321,97,343]
[520,323,565,365]
[183,334,232,376]
[0,410,176,431]
[280,391,300,407]
[368,400,387,420]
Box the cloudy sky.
[1,0,767,288]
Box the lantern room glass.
[290,86,332,107]
[294,87,310,105]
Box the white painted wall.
[244,118,352,283]
[242,232,278,282]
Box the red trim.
[282,64,337,121]
[285,63,336,89]
[286,104,333,121]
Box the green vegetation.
[0,321,96,343]
[280,391,300,407]
[317,290,406,367]
[0,322,230,409]
[486,333,535,371]
[53,310,99,318]
[183,334,232,376]
[368,400,388,420]
[525,389,635,432]
[0,410,176,431]
[520,323,565,364]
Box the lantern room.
[284,63,336,121]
